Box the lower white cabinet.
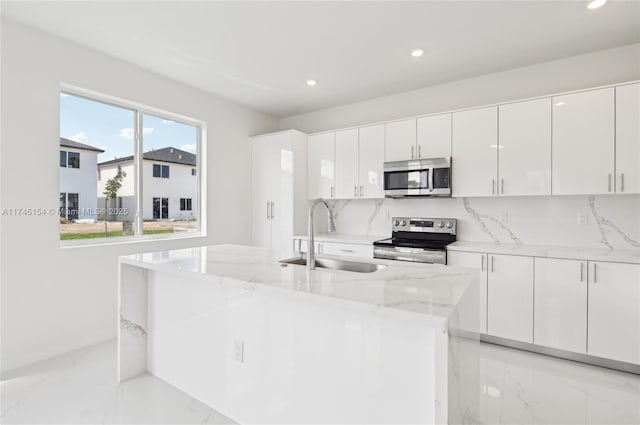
[446,251,488,334]
[295,239,374,259]
[587,261,640,364]
[534,258,587,353]
[487,254,534,343]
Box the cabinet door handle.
[418,144,421,158]
[593,263,597,283]
[492,179,496,195]
[480,255,485,272]
[270,202,275,219]
[608,174,612,192]
[621,173,625,192]
[359,186,364,197]
[490,256,495,272]
[501,178,504,195]
[340,248,355,253]
[580,262,584,282]
[266,202,270,220]
[330,186,335,198]
[411,145,415,159]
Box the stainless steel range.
[373,217,457,264]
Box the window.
[59,90,202,242]
[67,152,80,168]
[153,164,170,179]
[180,198,192,211]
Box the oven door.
[383,160,432,197]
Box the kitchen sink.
[279,257,387,273]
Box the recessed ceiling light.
[587,0,607,9]
[306,79,317,87]
[411,49,424,58]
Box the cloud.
[161,119,174,125]
[67,132,88,143]
[180,144,197,153]
[119,127,154,139]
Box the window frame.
[59,84,206,248]
[67,151,80,169]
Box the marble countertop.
[448,241,640,264]
[293,233,385,244]
[120,244,477,320]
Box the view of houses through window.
[59,92,200,241]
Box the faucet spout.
[307,199,336,270]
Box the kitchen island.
[118,244,480,424]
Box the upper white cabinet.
[588,261,640,365]
[615,83,640,194]
[447,251,488,334]
[498,98,552,196]
[534,258,587,354]
[308,132,335,199]
[384,119,417,162]
[452,106,498,197]
[334,129,359,199]
[552,88,615,195]
[251,131,307,252]
[487,254,534,343]
[358,124,385,198]
[416,113,452,158]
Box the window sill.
[59,231,205,249]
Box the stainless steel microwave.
[383,157,452,197]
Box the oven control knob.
[446,221,453,228]
[401,220,407,226]
[437,221,444,228]
[393,219,400,226]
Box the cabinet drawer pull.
[490,256,495,272]
[621,173,625,192]
[608,174,612,192]
[340,249,355,253]
[580,262,584,282]
[593,263,597,283]
[411,145,415,159]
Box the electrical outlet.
[233,340,244,363]
[577,213,588,225]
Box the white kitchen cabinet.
[295,239,374,259]
[552,88,615,195]
[487,254,534,343]
[451,106,498,197]
[534,258,587,353]
[498,98,552,196]
[384,119,417,162]
[358,124,385,198]
[308,132,335,199]
[615,83,640,194]
[588,261,640,364]
[251,130,307,252]
[416,113,451,158]
[334,128,359,199]
[447,251,488,334]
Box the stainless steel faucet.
[307,199,336,270]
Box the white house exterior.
[97,147,197,221]
[59,138,104,221]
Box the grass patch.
[60,229,174,240]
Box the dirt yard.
[59,220,197,234]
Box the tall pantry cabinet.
[251,130,307,252]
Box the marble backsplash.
[321,195,640,250]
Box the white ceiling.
[2,1,639,118]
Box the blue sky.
[60,93,198,163]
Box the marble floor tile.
[1,338,638,424]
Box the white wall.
[59,148,100,220]
[280,43,640,133]
[0,19,278,373]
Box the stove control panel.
[392,217,457,235]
